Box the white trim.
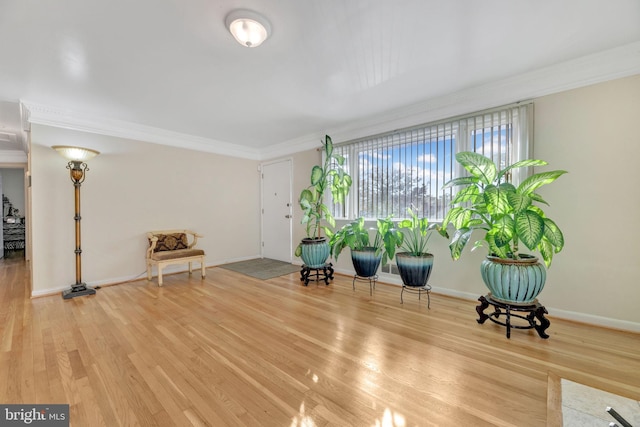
[265,41,640,159]
[331,264,640,333]
[259,133,327,160]
[31,259,640,334]
[545,308,640,334]
[0,150,27,163]
[31,255,264,297]
[17,42,640,162]
[21,101,262,160]
[428,287,640,332]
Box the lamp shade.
[225,10,271,48]
[52,145,100,162]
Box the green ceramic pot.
[300,237,330,268]
[480,255,547,304]
[351,247,382,277]
[396,252,434,287]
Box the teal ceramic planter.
[300,237,330,268]
[480,255,547,304]
[396,252,434,287]
[351,247,382,277]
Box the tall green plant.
[438,151,567,267]
[298,135,352,239]
[398,208,435,256]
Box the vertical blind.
[330,102,533,221]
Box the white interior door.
[261,159,293,262]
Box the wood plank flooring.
[1,258,639,426]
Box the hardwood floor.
[1,258,639,426]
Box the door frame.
[260,158,293,262]
[0,164,29,261]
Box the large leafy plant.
[328,216,404,265]
[298,135,352,239]
[439,151,567,267]
[397,208,435,256]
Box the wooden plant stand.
[476,294,550,339]
[300,263,334,286]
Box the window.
[330,103,533,221]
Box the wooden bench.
[146,229,206,286]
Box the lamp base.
[62,283,97,299]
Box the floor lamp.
[52,145,100,300]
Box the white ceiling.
[1,0,640,159]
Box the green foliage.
[397,208,435,256]
[298,135,353,239]
[329,217,404,265]
[438,151,567,267]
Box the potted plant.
[295,135,352,268]
[439,151,567,304]
[328,216,404,277]
[395,208,436,288]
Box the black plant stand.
[300,263,334,286]
[401,284,431,308]
[476,294,550,339]
[353,274,377,296]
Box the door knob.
[285,214,292,219]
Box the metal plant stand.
[300,263,334,286]
[400,284,431,308]
[352,274,378,296]
[476,294,550,339]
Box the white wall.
[290,148,322,248]
[533,74,640,329]
[282,75,640,330]
[30,125,261,295]
[27,74,640,330]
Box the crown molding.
[265,41,640,158]
[0,150,28,163]
[258,132,328,160]
[21,101,262,160]
[0,131,18,145]
[19,42,640,162]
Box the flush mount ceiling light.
[225,9,271,48]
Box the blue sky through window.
[330,105,525,222]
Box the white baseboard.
[332,266,640,333]
[33,261,640,333]
[545,308,640,333]
[31,256,264,298]
[31,286,72,298]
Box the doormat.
[561,379,639,426]
[219,258,300,280]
